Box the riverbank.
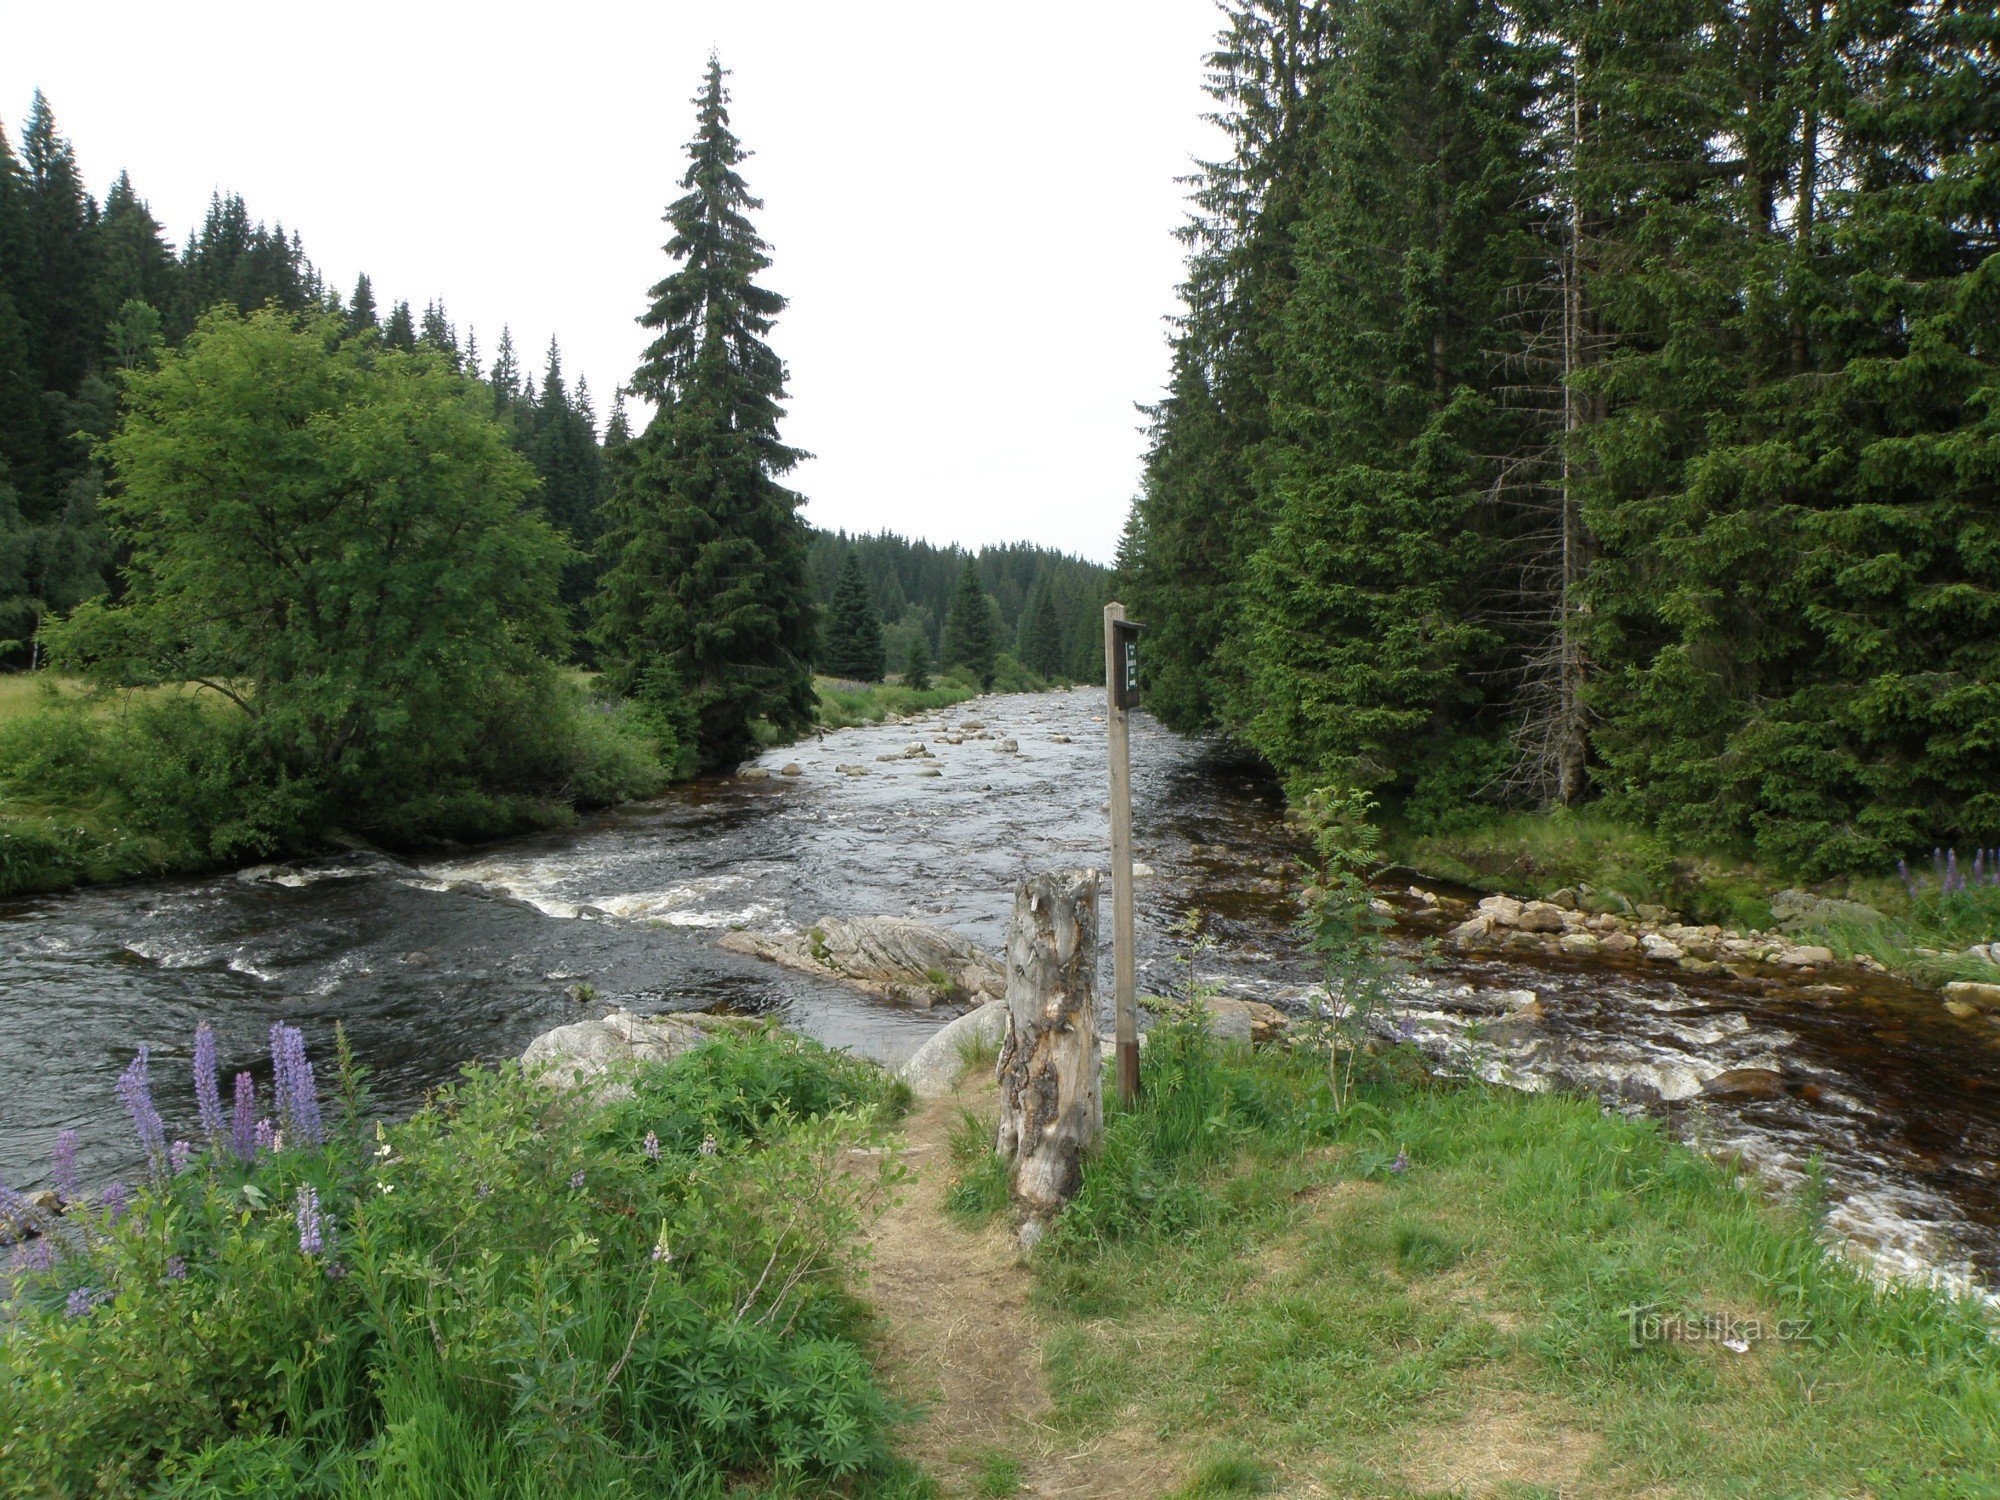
[1387,808,2000,998]
[917,1027,2000,1497]
[14,1002,1995,1496]
[0,669,1021,902]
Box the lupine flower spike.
[230,1073,258,1161]
[192,1023,223,1140]
[296,1184,323,1256]
[50,1129,78,1202]
[116,1046,166,1170]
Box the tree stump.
[994,869,1102,1218]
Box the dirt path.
[859,1082,1186,1498]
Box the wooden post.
[1104,602,1139,1106]
[994,869,1102,1216]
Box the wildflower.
[322,1224,344,1280]
[269,1024,323,1147]
[295,1185,323,1256]
[163,1255,186,1282]
[569,1169,586,1192]
[230,1073,258,1161]
[254,1119,275,1155]
[192,1023,223,1140]
[64,1286,102,1320]
[169,1140,194,1175]
[116,1046,166,1170]
[643,1130,660,1161]
[699,1134,718,1158]
[51,1129,78,1202]
[100,1181,129,1227]
[651,1225,674,1264]
[9,1239,55,1275]
[1389,1147,1409,1175]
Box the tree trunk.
[994,869,1102,1219]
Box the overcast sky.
[4,2,1225,563]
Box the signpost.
[1103,602,1142,1106]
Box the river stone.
[834,763,870,776]
[1583,889,1635,917]
[737,766,771,780]
[897,1001,1008,1098]
[1514,901,1568,934]
[718,917,1003,1007]
[1548,887,1580,910]
[1559,932,1600,956]
[1477,895,1524,924]
[1942,981,2000,1014]
[779,763,803,776]
[1774,944,1835,967]
[1144,996,1288,1046]
[1450,913,1495,948]
[994,737,1020,753]
[915,766,943,778]
[1768,888,1885,933]
[1131,862,1156,879]
[1702,1067,1785,1102]
[521,1010,721,1099]
[1598,931,1639,955]
[1641,933,1686,962]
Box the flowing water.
[4,689,1997,1299]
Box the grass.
[951,1021,2000,1497]
[810,671,989,732]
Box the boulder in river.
[1774,944,1836,968]
[779,763,803,776]
[1513,901,1568,934]
[897,1001,1007,1098]
[718,916,1004,1008]
[521,1010,737,1099]
[1144,995,1289,1045]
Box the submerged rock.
[1702,1066,1785,1102]
[1942,981,2000,1015]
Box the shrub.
[1,1024,917,1496]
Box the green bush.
[1,1027,920,1497]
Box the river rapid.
[4,688,1997,1299]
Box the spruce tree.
[822,548,885,681]
[382,300,416,351]
[902,631,932,691]
[941,559,999,689]
[347,273,378,333]
[1018,582,1066,679]
[591,55,816,768]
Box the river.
[4,688,1996,1299]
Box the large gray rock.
[1768,888,1885,933]
[718,916,1004,1007]
[897,1001,1008,1098]
[520,1010,725,1099]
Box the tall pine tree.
[822,548,886,681]
[941,559,999,689]
[591,55,815,768]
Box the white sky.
[4,2,1225,563]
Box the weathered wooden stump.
[994,869,1101,1219]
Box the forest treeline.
[1123,0,1999,877]
[0,69,1102,893]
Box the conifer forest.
[1123,0,1999,878]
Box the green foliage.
[940,560,1000,690]
[902,632,932,691]
[1128,0,2000,876]
[821,547,886,682]
[943,1108,1010,1225]
[592,59,816,771]
[810,671,984,732]
[1,1029,921,1496]
[53,308,571,811]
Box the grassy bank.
[943,1020,2000,1497]
[1388,808,2000,991]
[803,656,1073,736]
[2,1025,929,1498]
[0,672,671,900]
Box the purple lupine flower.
[116,1046,166,1170]
[100,1181,128,1228]
[254,1119,275,1155]
[568,1169,586,1192]
[51,1129,78,1202]
[268,1024,323,1147]
[643,1131,660,1162]
[163,1254,186,1282]
[295,1185,323,1256]
[1389,1147,1409,1175]
[230,1073,258,1161]
[9,1239,55,1275]
[64,1286,101,1319]
[1948,847,1961,895]
[0,1179,34,1241]
[321,1223,343,1280]
[192,1023,223,1140]
[169,1140,194,1176]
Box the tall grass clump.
[0,1022,924,1497]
